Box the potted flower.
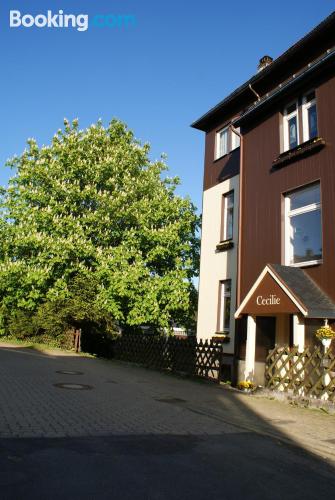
[237,380,255,393]
[315,320,335,349]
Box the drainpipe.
[249,83,260,101]
[230,124,243,306]
[233,84,261,306]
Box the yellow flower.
[315,326,335,340]
[237,380,255,390]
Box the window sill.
[287,259,322,268]
[213,146,240,163]
[216,239,234,252]
[212,332,230,343]
[214,152,229,162]
[272,137,325,170]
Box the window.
[283,101,299,151]
[216,127,229,159]
[302,91,318,142]
[219,280,231,332]
[215,126,240,159]
[231,127,241,150]
[283,91,318,152]
[222,191,234,241]
[285,183,322,266]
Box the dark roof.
[270,264,335,319]
[234,46,335,127]
[191,11,335,131]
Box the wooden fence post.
[73,328,81,353]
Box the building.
[192,12,335,385]
[193,80,242,375]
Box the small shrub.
[1,272,119,354]
[7,310,38,339]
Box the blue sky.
[0,0,333,212]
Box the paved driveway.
[0,344,334,499]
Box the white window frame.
[219,280,231,333]
[283,100,299,152]
[284,184,322,267]
[231,126,240,151]
[215,126,229,159]
[302,91,317,142]
[222,191,234,241]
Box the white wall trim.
[244,314,256,381]
[196,175,239,350]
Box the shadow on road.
[0,344,334,500]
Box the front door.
[256,316,276,362]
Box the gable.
[237,272,301,316]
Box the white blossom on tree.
[0,119,199,336]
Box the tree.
[0,119,199,338]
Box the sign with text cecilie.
[256,294,280,306]
[239,273,299,315]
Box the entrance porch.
[235,264,335,385]
[237,313,304,385]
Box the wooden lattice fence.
[113,335,223,381]
[265,345,335,401]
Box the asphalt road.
[0,344,334,499]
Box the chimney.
[258,55,273,72]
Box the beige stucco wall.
[196,175,239,353]
[238,360,265,386]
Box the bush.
[1,272,119,353]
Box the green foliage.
[0,119,199,339]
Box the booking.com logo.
[9,10,136,32]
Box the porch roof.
[235,264,335,319]
[270,264,335,319]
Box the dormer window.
[283,101,299,151]
[282,91,318,152]
[302,91,317,142]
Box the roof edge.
[234,46,335,127]
[191,11,335,131]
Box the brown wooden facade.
[192,12,335,372]
[195,12,335,193]
[240,70,335,302]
